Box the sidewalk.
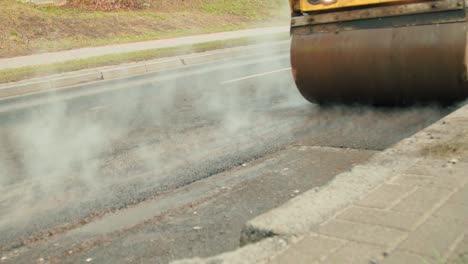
[270,161,468,262]
[174,103,468,264]
[0,26,288,71]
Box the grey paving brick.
[337,206,421,231]
[449,185,468,206]
[448,161,468,176]
[398,217,465,258]
[355,184,414,209]
[270,235,343,264]
[381,250,435,264]
[390,173,466,189]
[446,234,468,264]
[434,203,468,225]
[319,220,406,246]
[405,160,468,178]
[391,187,451,213]
[461,155,468,163]
[321,242,385,264]
[405,159,450,176]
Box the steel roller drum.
[291,21,468,105]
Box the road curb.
[172,102,468,264]
[101,64,147,80]
[0,81,52,98]
[0,40,290,100]
[145,59,183,72]
[174,237,291,264]
[50,71,102,88]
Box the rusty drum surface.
[291,20,468,105]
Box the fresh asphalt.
[0,46,452,263]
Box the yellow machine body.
[289,0,468,105]
[292,0,405,12]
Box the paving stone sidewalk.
[270,158,468,264]
[264,106,468,264]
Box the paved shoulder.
[174,102,468,264]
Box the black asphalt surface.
[0,46,452,263]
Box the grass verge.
[0,0,288,58]
[0,33,289,84]
[31,23,269,53]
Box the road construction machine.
[289,0,468,105]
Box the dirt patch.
[0,0,287,58]
[420,131,468,158]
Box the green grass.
[0,33,289,84]
[36,5,168,19]
[202,0,284,19]
[36,5,78,15]
[125,11,168,19]
[204,1,262,18]
[0,0,287,58]
[31,23,258,52]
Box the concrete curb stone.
[101,64,147,80]
[50,71,102,88]
[0,40,290,100]
[145,59,183,72]
[173,237,291,264]
[0,81,52,98]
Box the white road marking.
[221,67,292,84]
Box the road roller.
[289,0,468,105]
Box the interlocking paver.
[319,219,406,246]
[337,206,421,231]
[449,185,468,206]
[381,250,435,264]
[320,242,384,264]
[405,160,468,178]
[269,235,343,264]
[355,184,414,209]
[404,159,449,176]
[390,173,466,189]
[434,203,468,225]
[391,187,451,213]
[446,234,468,264]
[398,216,465,258]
